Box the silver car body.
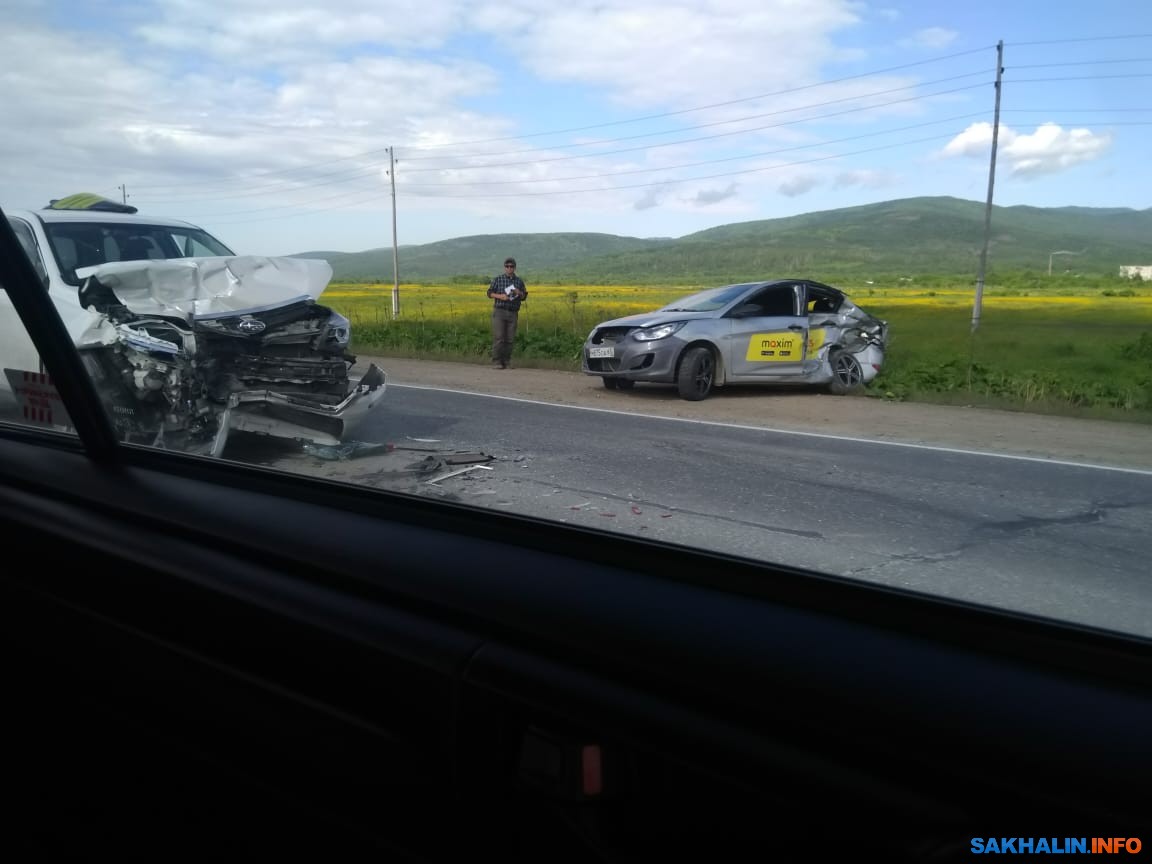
[582,279,888,400]
[2,206,385,454]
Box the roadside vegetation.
[325,272,1152,423]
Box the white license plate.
[589,346,615,358]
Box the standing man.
[487,257,527,369]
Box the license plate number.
[589,346,615,358]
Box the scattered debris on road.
[302,440,395,461]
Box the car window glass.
[806,287,843,314]
[2,6,1151,647]
[166,229,231,257]
[745,284,798,316]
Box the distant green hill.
[296,196,1152,284]
[295,232,673,283]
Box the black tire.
[676,346,715,401]
[827,348,864,395]
[602,377,619,390]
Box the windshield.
[659,283,758,312]
[45,222,236,285]
[1,4,1151,645]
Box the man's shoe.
[492,361,506,369]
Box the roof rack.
[45,193,138,215]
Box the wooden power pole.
[388,147,400,319]
[971,40,1004,333]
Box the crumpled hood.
[74,256,333,322]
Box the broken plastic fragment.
[302,440,394,460]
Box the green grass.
[326,281,1152,423]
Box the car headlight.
[632,321,686,342]
[325,311,351,346]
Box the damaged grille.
[586,325,636,372]
[195,301,353,399]
[590,325,635,346]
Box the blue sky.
[2,0,1150,257]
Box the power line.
[399,77,989,169]
[132,37,1152,224]
[131,46,995,193]
[1006,73,1152,82]
[389,46,996,150]
[1008,34,1152,47]
[393,132,960,199]
[134,74,992,205]
[1009,58,1152,68]
[399,113,989,188]
[204,189,387,226]
[132,164,386,205]
[399,72,989,164]
[399,84,988,174]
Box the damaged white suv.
[1,194,385,456]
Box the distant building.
[1119,265,1152,280]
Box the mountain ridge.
[293,195,1152,284]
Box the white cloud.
[899,27,957,50]
[634,188,664,210]
[941,122,1113,177]
[692,183,739,205]
[508,0,861,110]
[833,169,896,189]
[140,0,468,62]
[3,0,1145,253]
[778,175,821,197]
[1002,124,1113,177]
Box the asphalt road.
[242,382,1152,641]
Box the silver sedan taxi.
[582,278,888,401]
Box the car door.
[723,281,808,380]
[1,217,48,374]
[0,215,85,430]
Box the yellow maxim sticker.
[807,328,826,354]
[745,331,802,362]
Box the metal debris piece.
[443,452,494,466]
[406,455,446,473]
[426,464,493,484]
[302,440,394,461]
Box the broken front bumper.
[228,362,387,445]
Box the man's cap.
[504,258,516,267]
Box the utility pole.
[118,184,128,204]
[388,147,400,319]
[971,40,1003,334]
